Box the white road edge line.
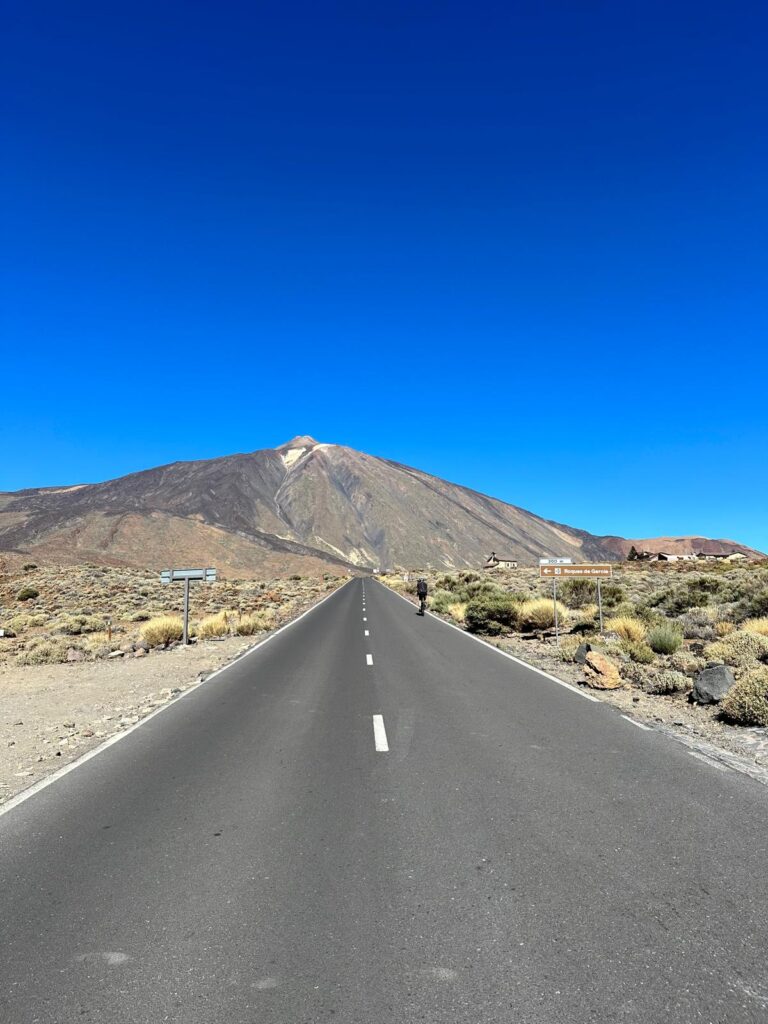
[366,653,373,666]
[383,581,600,703]
[0,578,355,822]
[372,714,389,752]
[621,714,653,731]
[689,751,730,772]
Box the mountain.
[597,536,763,559]
[0,437,761,575]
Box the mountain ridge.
[0,438,762,575]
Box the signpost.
[539,563,614,639]
[160,568,218,645]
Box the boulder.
[107,650,124,659]
[575,642,593,665]
[692,664,735,705]
[133,647,147,658]
[583,651,622,689]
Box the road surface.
[1,578,768,1023]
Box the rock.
[107,650,124,659]
[575,643,593,665]
[119,643,135,654]
[583,651,623,689]
[81,728,94,737]
[66,648,85,662]
[133,648,146,658]
[692,664,735,705]
[62,721,75,729]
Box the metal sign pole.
[597,578,604,633]
[183,577,190,646]
[553,578,560,646]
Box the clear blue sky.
[3,1,767,549]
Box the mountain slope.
[0,438,761,574]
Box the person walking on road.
[416,577,429,615]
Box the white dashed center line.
[364,629,369,636]
[372,715,389,752]
[363,617,367,622]
[366,654,373,666]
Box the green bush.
[55,614,105,636]
[641,669,690,695]
[17,638,73,665]
[704,630,768,669]
[623,640,655,664]
[647,623,683,655]
[431,589,463,614]
[16,587,39,602]
[736,586,768,622]
[721,668,768,726]
[559,578,595,609]
[465,594,521,635]
[600,584,625,608]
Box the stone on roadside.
[133,648,146,658]
[583,651,622,689]
[107,650,123,659]
[692,664,735,705]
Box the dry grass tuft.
[605,616,646,642]
[140,616,184,647]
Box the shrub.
[735,586,768,622]
[446,602,467,623]
[721,668,768,726]
[623,640,655,664]
[235,611,274,635]
[55,614,105,636]
[600,583,625,608]
[716,621,736,637]
[465,594,521,635]
[704,630,768,669]
[22,562,37,571]
[431,589,463,614]
[128,610,151,622]
[289,574,302,581]
[559,578,595,609]
[605,616,646,642]
[17,638,73,665]
[647,622,683,655]
[743,618,768,637]
[641,669,690,695]
[16,587,39,602]
[140,616,184,647]
[197,611,230,639]
[516,598,568,632]
[678,608,716,641]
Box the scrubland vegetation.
[0,565,342,666]
[383,561,768,728]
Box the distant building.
[696,551,748,562]
[483,552,518,570]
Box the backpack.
[417,579,428,596]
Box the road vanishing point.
[2,578,768,1022]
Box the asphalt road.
[2,577,768,1023]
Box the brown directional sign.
[539,563,613,578]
